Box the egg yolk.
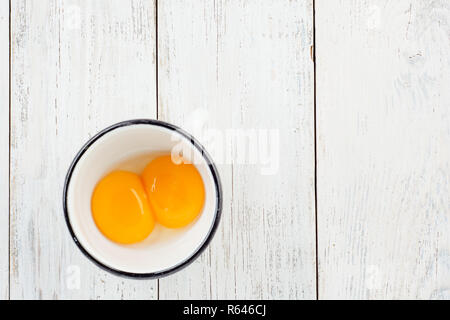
[91,170,155,244]
[141,155,205,228]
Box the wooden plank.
[10,0,157,299]
[0,0,9,301]
[316,0,450,299]
[158,0,316,299]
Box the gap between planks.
[312,0,319,301]
[155,0,160,300]
[8,0,11,301]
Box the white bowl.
[63,119,222,278]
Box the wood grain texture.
[10,0,157,299]
[316,0,450,299]
[158,0,316,299]
[0,0,9,301]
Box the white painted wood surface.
[2,0,449,300]
[10,0,157,299]
[316,0,450,299]
[0,0,9,301]
[158,0,316,299]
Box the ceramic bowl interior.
[64,120,221,277]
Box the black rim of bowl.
[62,119,223,279]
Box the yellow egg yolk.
[141,155,205,228]
[91,170,155,244]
